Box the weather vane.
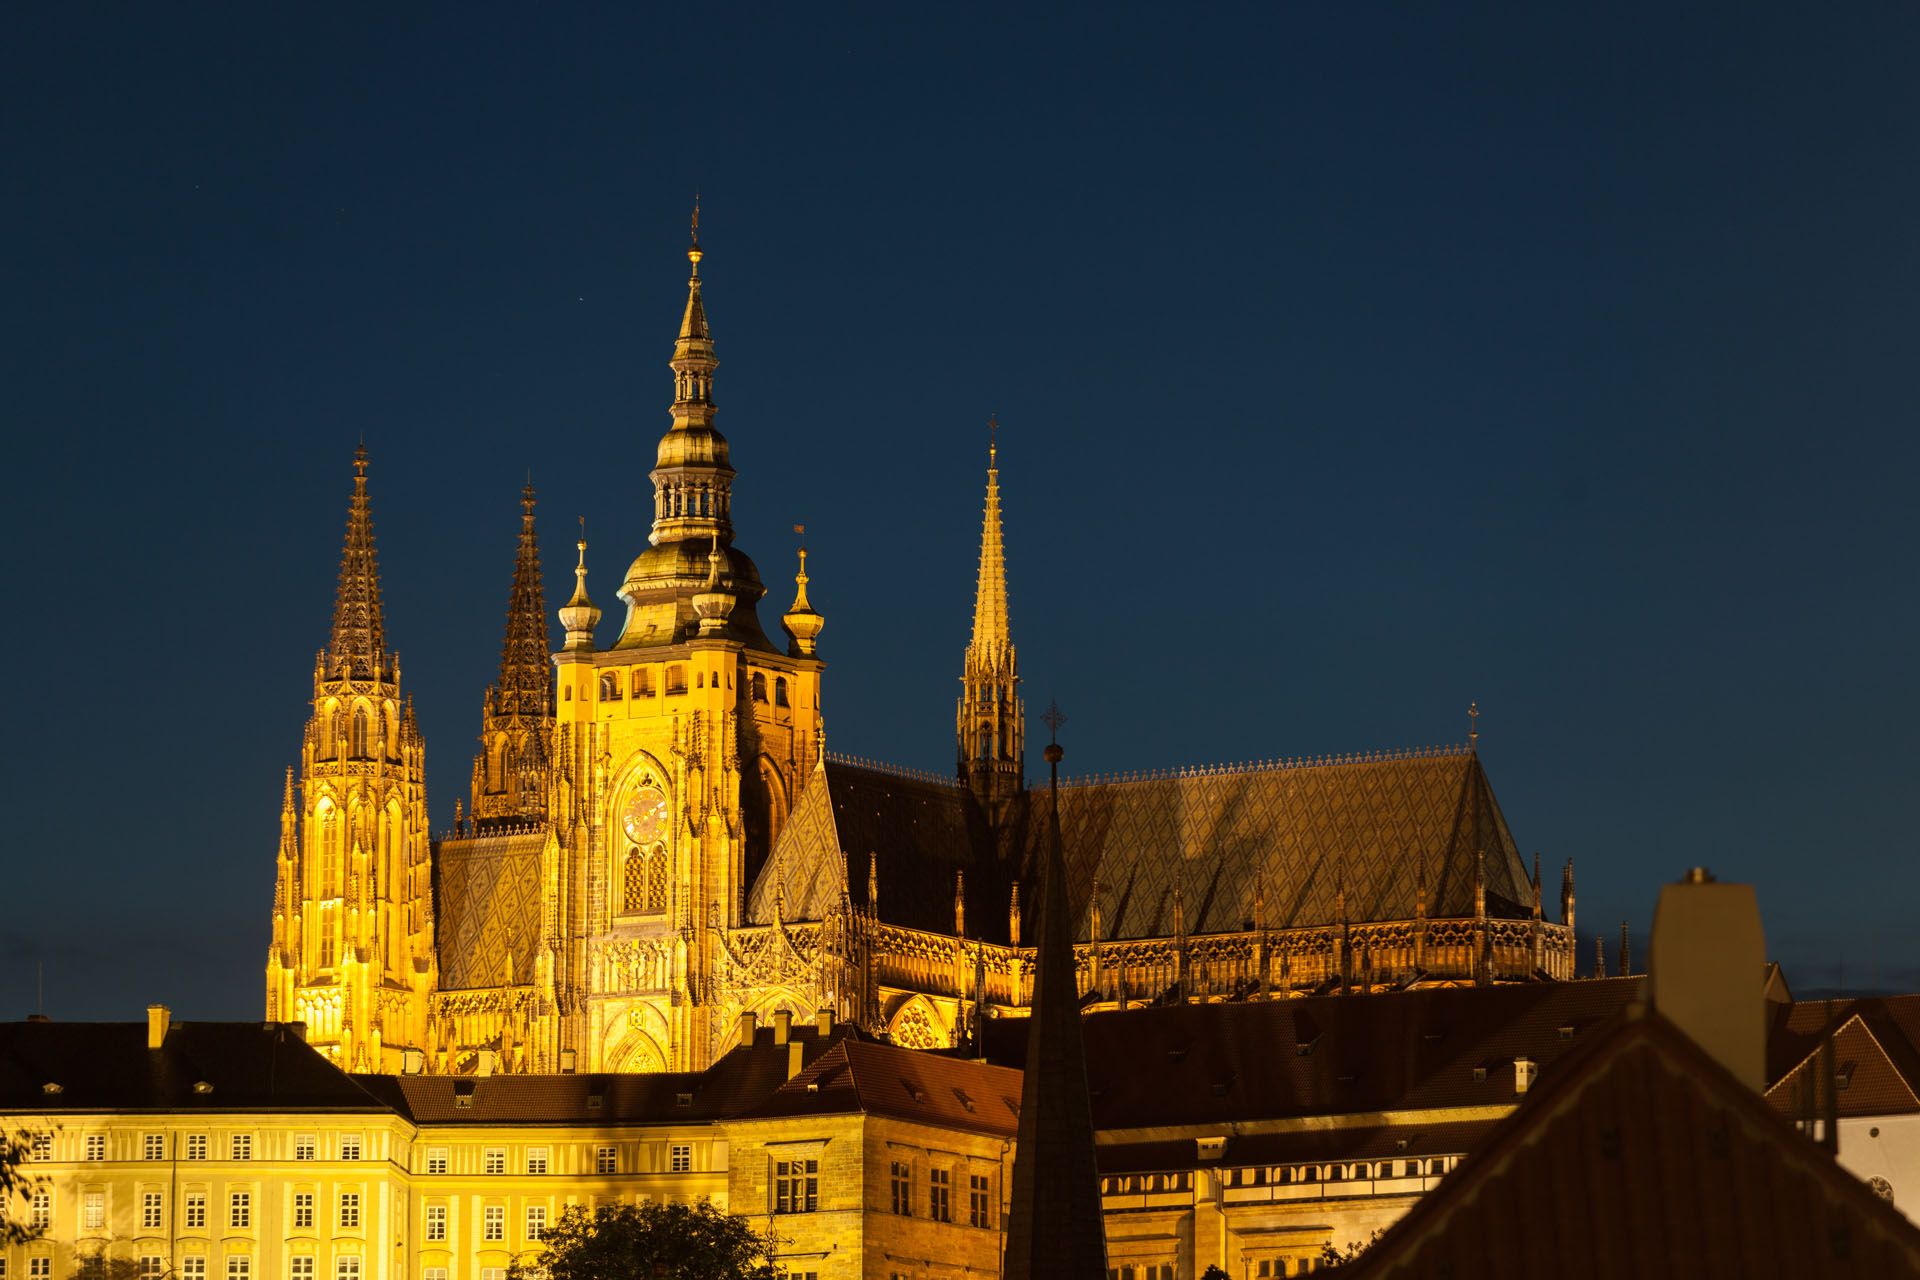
[691,192,701,244]
[1042,699,1067,744]
[1468,700,1479,748]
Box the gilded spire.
[493,482,549,717]
[969,421,1013,662]
[680,195,710,343]
[781,524,825,657]
[647,197,737,549]
[559,519,601,651]
[957,420,1023,813]
[327,444,386,681]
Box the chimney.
[787,1039,805,1080]
[1514,1057,1538,1095]
[815,1008,833,1037]
[401,1049,424,1075]
[1649,867,1765,1091]
[476,1050,497,1078]
[737,1011,758,1047]
[773,1009,792,1045]
[147,1004,170,1050]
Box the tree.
[1200,1267,1232,1280]
[1316,1230,1383,1267]
[3,1129,43,1246]
[507,1202,779,1280]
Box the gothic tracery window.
[351,708,369,759]
[647,850,668,912]
[623,848,646,913]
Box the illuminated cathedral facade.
[265,219,1579,1075]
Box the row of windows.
[421,1142,689,1176]
[32,1132,366,1162]
[44,1189,375,1233]
[882,1162,992,1227]
[590,668,793,706]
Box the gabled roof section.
[1767,1001,1920,1120]
[1344,1008,1920,1280]
[749,749,1532,943]
[434,828,547,991]
[735,1038,1021,1137]
[0,1020,389,1113]
[746,761,992,935]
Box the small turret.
[558,522,601,651]
[781,525,825,657]
[691,533,736,637]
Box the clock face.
[621,786,668,846]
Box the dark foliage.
[506,1202,779,1280]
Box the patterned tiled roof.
[434,829,545,990]
[1767,996,1920,1119]
[747,748,1533,942]
[1343,1009,1920,1280]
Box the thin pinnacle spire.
[327,444,386,680]
[968,419,1012,662]
[493,482,548,718]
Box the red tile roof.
[1343,1008,1920,1280]
[736,1039,1022,1138]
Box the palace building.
[263,214,1578,1078]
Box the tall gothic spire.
[328,444,386,681]
[1003,716,1107,1280]
[493,483,549,717]
[958,422,1023,813]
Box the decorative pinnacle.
[1041,701,1065,765]
[1468,700,1480,749]
[689,193,703,271]
[558,516,601,651]
[782,522,825,657]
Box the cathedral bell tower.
[266,446,437,1072]
[957,429,1024,820]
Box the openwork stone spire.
[327,444,387,681]
[493,483,548,718]
[957,424,1023,812]
[1003,713,1107,1280]
[471,484,552,828]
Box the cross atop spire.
[327,444,386,681]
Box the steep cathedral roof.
[434,828,544,992]
[747,746,1528,943]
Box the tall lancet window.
[352,707,370,759]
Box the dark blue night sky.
[4,7,1916,1018]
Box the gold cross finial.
[1042,700,1067,744]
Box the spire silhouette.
[957,421,1023,811]
[493,482,548,717]
[327,444,386,681]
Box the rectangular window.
[968,1173,991,1228]
[186,1194,207,1230]
[424,1205,446,1242]
[889,1161,912,1216]
[294,1135,316,1162]
[144,1134,166,1162]
[669,1144,692,1174]
[483,1205,505,1241]
[83,1191,106,1231]
[226,1258,250,1280]
[339,1136,363,1162]
[142,1192,164,1230]
[929,1167,951,1223]
[423,1270,447,1280]
[774,1159,818,1214]
[526,1148,549,1175]
[31,1261,52,1280]
[229,1192,251,1230]
[484,1148,506,1175]
[85,1134,107,1162]
[526,1206,547,1240]
[665,665,687,695]
[334,1261,359,1280]
[633,669,654,698]
[139,1260,163,1280]
[338,1193,360,1230]
[179,1262,203,1280]
[231,1135,252,1161]
[426,1147,448,1175]
[290,1259,314,1280]
[293,1194,313,1231]
[186,1135,208,1161]
[30,1133,51,1161]
[480,1270,505,1280]
[595,1146,617,1174]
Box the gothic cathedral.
[268,216,1577,1075]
